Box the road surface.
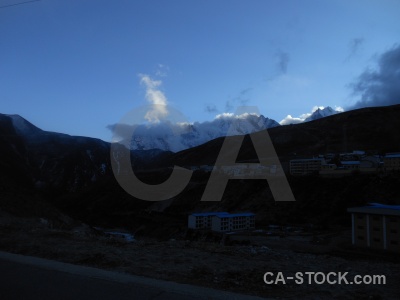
[0,251,267,300]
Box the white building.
[289,158,325,175]
[188,212,255,232]
[211,213,255,232]
[188,212,229,229]
[348,203,400,252]
[384,153,400,171]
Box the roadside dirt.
[0,212,399,300]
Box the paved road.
[0,251,267,300]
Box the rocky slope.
[1,105,400,233]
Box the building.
[289,158,325,175]
[188,212,255,232]
[384,153,400,171]
[219,165,248,176]
[340,150,365,161]
[340,161,360,170]
[211,213,255,232]
[347,203,400,252]
[199,165,214,172]
[320,163,337,171]
[360,156,380,169]
[187,212,229,229]
[219,164,275,177]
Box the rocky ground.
[0,211,399,300]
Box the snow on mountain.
[304,106,339,122]
[279,106,344,125]
[114,113,280,152]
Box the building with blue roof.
[188,212,255,232]
[188,212,229,230]
[347,203,400,252]
[383,153,400,171]
[211,212,255,232]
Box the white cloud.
[215,112,260,120]
[334,106,344,112]
[279,106,344,125]
[215,112,234,119]
[279,114,306,125]
[138,74,169,123]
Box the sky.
[1,0,400,142]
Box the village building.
[340,160,360,170]
[383,153,400,171]
[320,163,337,171]
[188,212,255,232]
[289,158,325,175]
[360,156,380,168]
[347,203,400,252]
[187,212,229,229]
[211,213,255,232]
[199,165,214,172]
[218,164,275,177]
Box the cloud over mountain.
[108,112,280,152]
[348,44,400,109]
[279,106,343,125]
[138,74,169,122]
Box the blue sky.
[1,0,400,141]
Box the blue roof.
[214,212,255,218]
[190,212,229,217]
[190,212,255,218]
[385,154,400,158]
[341,161,360,165]
[367,203,400,210]
[348,203,400,216]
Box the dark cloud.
[345,38,364,61]
[106,123,131,139]
[106,123,133,146]
[225,88,253,112]
[276,50,290,74]
[225,100,234,112]
[348,44,400,109]
[237,87,252,105]
[205,104,218,113]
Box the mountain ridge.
[112,113,280,152]
[1,105,400,236]
[304,106,339,122]
[2,104,400,194]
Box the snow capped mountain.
[3,107,340,156]
[304,106,339,122]
[113,113,280,152]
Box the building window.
[390,240,398,245]
[390,229,398,234]
[357,215,364,220]
[373,227,380,232]
[357,225,364,229]
[372,216,380,221]
[357,236,364,240]
[373,238,380,242]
